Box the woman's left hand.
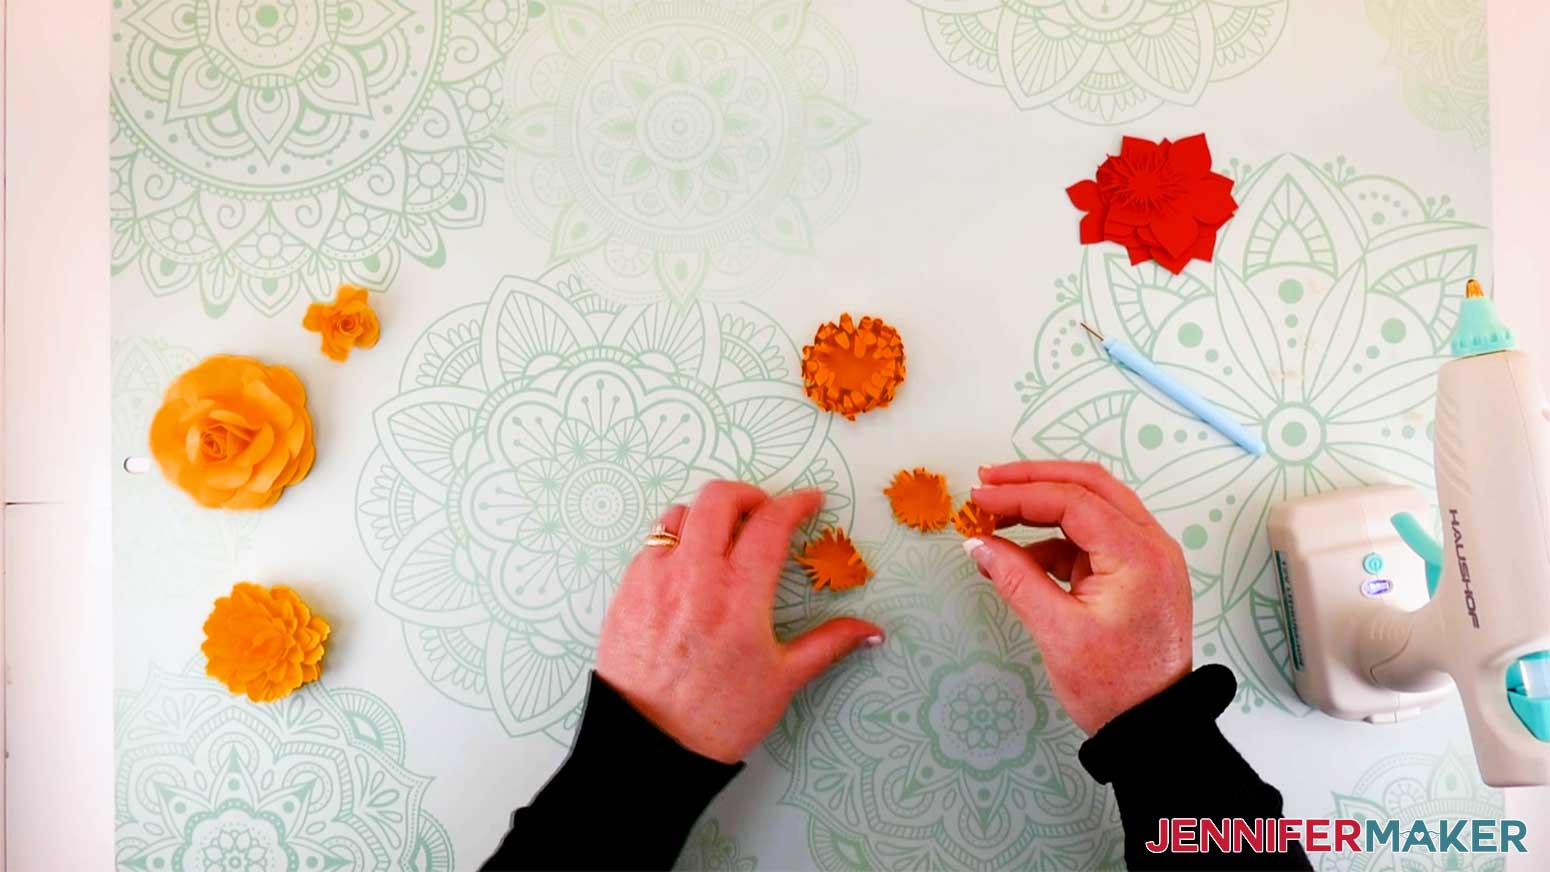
[597,481,885,764]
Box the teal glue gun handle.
[1101,339,1266,455]
[1508,654,1550,742]
[1390,512,1443,598]
[1391,512,1550,743]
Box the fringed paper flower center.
[885,468,953,532]
[797,528,874,592]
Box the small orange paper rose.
[202,582,331,703]
[303,284,380,361]
[801,313,906,420]
[885,467,953,532]
[796,528,874,592]
[149,355,316,510]
[952,500,999,539]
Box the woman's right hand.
[963,461,1194,735]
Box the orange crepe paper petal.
[796,528,874,592]
[149,355,315,510]
[800,313,906,421]
[302,283,381,362]
[202,582,331,703]
[884,467,953,532]
[952,500,999,539]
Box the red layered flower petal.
[1170,133,1212,177]
[1150,209,1200,259]
[1186,173,1238,224]
[1151,244,1193,275]
[1067,179,1102,210]
[1104,215,1142,246]
[1119,136,1159,164]
[1079,210,1108,245]
[1191,226,1218,262]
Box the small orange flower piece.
[952,500,999,539]
[149,355,316,510]
[801,313,906,420]
[796,528,874,592]
[303,284,381,361]
[885,467,953,532]
[202,582,331,703]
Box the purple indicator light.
[1361,578,1393,597]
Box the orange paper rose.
[202,582,331,703]
[149,355,315,509]
[303,284,380,361]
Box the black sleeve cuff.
[563,672,746,798]
[480,673,744,871]
[1078,665,1310,871]
[1078,663,1238,784]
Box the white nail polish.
[863,634,885,648]
[961,537,984,558]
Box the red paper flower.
[1067,134,1237,275]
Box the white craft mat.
[111,1,1502,869]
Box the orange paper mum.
[952,500,999,538]
[303,284,380,361]
[149,355,316,510]
[796,528,874,592]
[801,313,906,420]
[202,582,331,703]
[885,468,953,532]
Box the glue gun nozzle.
[1466,278,1484,299]
[1080,322,1106,342]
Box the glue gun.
[1269,280,1550,787]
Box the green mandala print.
[115,665,453,872]
[113,338,259,602]
[1367,0,1490,147]
[501,0,863,302]
[778,530,1123,872]
[1320,748,1504,872]
[1013,154,1486,716]
[110,0,526,316]
[354,266,854,740]
[912,0,1288,125]
[675,818,757,872]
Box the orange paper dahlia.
[796,528,874,592]
[800,313,906,420]
[885,468,953,532]
[202,582,331,703]
[149,355,315,510]
[952,500,999,539]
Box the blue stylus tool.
[1081,322,1265,456]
